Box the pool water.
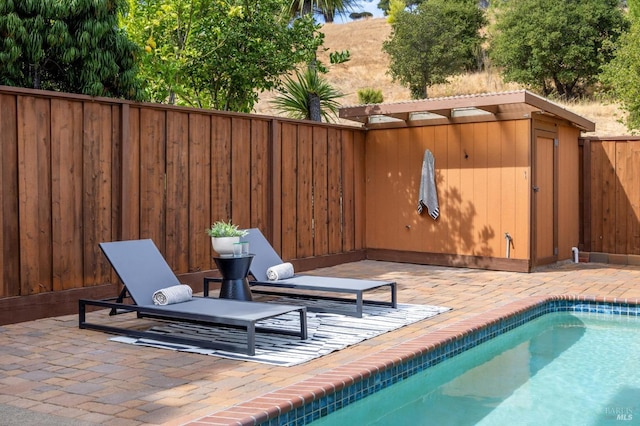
[310,313,640,425]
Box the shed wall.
[365,120,531,264]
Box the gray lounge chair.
[79,239,307,355]
[205,229,397,317]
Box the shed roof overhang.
[339,90,596,132]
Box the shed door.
[533,134,557,265]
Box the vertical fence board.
[601,141,617,253]
[250,120,270,231]
[139,108,166,250]
[364,133,379,247]
[627,145,640,254]
[342,130,355,252]
[211,115,232,224]
[112,105,125,243]
[209,115,232,268]
[327,128,343,253]
[270,120,282,252]
[111,105,122,249]
[297,125,313,258]
[630,143,640,253]
[18,96,52,295]
[82,103,113,286]
[280,123,298,260]
[590,142,603,252]
[188,113,211,271]
[312,126,329,256]
[231,117,251,228]
[165,111,190,272]
[121,106,141,241]
[0,94,20,297]
[51,99,83,290]
[353,130,366,250]
[615,142,629,254]
[578,142,585,249]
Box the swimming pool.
[255,297,640,425]
[309,312,640,425]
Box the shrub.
[357,88,384,104]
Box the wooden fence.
[2,86,639,323]
[0,87,366,307]
[580,137,640,255]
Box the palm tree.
[271,68,343,122]
[286,0,356,22]
[281,0,352,121]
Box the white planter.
[211,236,240,256]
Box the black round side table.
[213,255,254,301]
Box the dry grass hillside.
[254,18,630,137]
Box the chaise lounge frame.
[204,229,397,318]
[79,239,307,356]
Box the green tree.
[382,0,485,99]
[122,0,322,112]
[601,0,640,130]
[0,0,144,100]
[489,0,627,100]
[386,0,406,24]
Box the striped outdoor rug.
[110,300,450,366]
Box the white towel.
[418,149,439,220]
[152,284,193,305]
[266,262,294,281]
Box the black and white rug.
[110,301,450,366]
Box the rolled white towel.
[152,284,193,305]
[266,262,294,281]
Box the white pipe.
[505,232,512,258]
[571,247,579,263]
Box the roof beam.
[423,109,451,118]
[387,112,410,121]
[475,105,499,114]
[339,90,595,131]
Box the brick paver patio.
[1,260,639,425]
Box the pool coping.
[189,295,640,425]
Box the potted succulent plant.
[207,220,248,256]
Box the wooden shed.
[340,90,595,272]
